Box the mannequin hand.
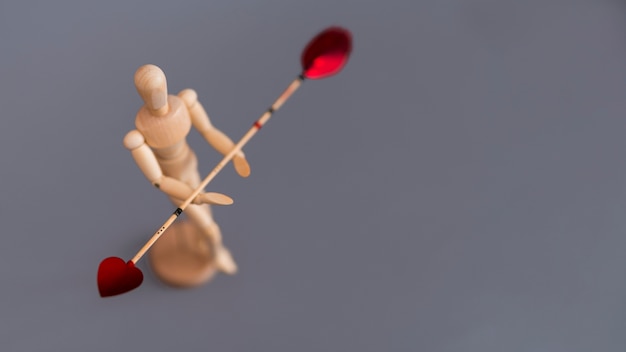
[193,192,234,206]
[233,151,251,178]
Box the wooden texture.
[125,64,243,285]
[149,221,217,287]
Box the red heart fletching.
[301,27,352,79]
[97,257,143,297]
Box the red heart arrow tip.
[97,257,143,297]
[301,27,353,80]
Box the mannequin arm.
[123,130,232,205]
[178,89,251,178]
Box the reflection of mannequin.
[123,64,250,285]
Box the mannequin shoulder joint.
[178,89,198,109]
[123,130,145,150]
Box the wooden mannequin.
[123,64,250,287]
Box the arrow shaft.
[131,74,305,264]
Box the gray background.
[1,0,625,351]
